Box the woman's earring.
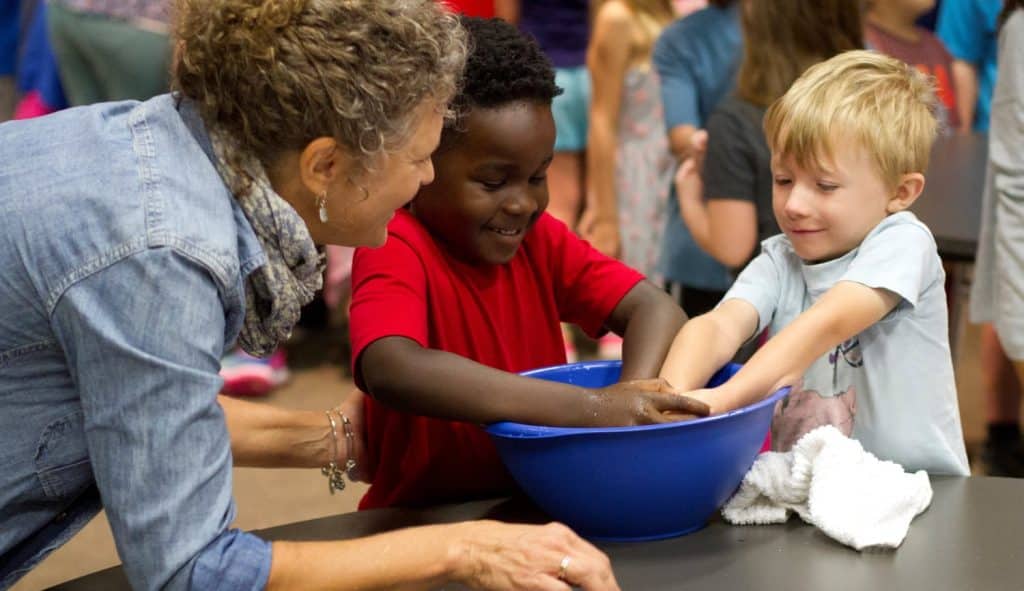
[317,191,329,223]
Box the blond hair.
[764,50,939,188]
[173,0,466,187]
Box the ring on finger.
[558,555,572,581]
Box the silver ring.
[558,555,572,581]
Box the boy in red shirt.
[349,17,706,510]
[865,0,961,131]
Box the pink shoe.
[13,91,56,120]
[597,333,623,360]
[220,349,290,396]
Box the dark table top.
[51,476,1024,591]
[912,132,988,261]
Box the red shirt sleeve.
[349,233,428,390]
[535,214,645,337]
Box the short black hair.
[444,17,562,138]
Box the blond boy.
[659,50,969,475]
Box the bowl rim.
[485,360,791,439]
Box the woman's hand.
[582,378,710,426]
[449,521,621,591]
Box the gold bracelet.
[321,411,347,494]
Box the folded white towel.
[721,425,932,550]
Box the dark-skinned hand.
[581,378,711,427]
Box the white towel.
[721,425,932,550]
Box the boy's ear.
[886,172,926,214]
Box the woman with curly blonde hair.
[0,2,620,589]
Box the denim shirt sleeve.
[49,246,271,591]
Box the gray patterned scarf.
[209,129,325,357]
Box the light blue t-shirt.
[724,213,970,475]
[937,0,1002,131]
[652,4,741,290]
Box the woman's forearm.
[267,528,452,591]
[268,520,621,591]
[219,395,333,468]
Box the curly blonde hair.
[173,0,466,186]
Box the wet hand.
[585,378,711,427]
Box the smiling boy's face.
[410,100,556,265]
[770,140,898,264]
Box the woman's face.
[318,100,444,247]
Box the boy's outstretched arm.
[659,298,760,393]
[359,337,709,428]
[689,281,901,414]
[604,281,688,381]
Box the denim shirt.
[0,95,272,590]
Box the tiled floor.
[12,321,998,590]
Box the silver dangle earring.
[317,191,329,223]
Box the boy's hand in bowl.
[584,378,711,426]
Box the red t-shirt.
[350,209,643,509]
[864,21,961,131]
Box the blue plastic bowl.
[485,361,790,541]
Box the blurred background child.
[937,0,1002,133]
[675,0,862,271]
[937,0,1022,477]
[968,0,1024,476]
[651,0,738,319]
[47,0,171,106]
[865,0,960,131]
[583,0,677,358]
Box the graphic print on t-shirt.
[771,337,862,451]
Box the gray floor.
[12,321,996,590]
